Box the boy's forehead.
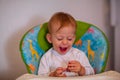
[51,23,75,33]
[51,25,60,32]
[52,27,76,37]
[55,33,75,37]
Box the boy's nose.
[62,39,68,45]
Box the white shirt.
[38,47,94,76]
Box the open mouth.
[59,47,67,53]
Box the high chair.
[20,20,109,75]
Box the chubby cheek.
[52,41,60,49]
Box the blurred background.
[0,0,120,80]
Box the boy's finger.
[68,63,76,67]
[58,74,66,77]
[62,68,67,71]
[57,67,67,72]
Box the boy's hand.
[67,60,81,73]
[67,60,85,76]
[49,67,66,77]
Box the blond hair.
[48,12,76,33]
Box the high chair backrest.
[20,21,109,74]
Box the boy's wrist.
[78,66,85,76]
[78,66,82,74]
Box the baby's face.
[50,25,76,55]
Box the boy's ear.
[46,33,52,43]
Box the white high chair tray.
[16,71,120,80]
